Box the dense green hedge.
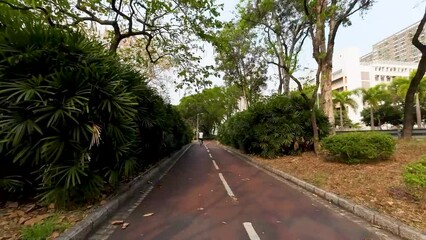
[218,94,330,158]
[321,132,395,163]
[0,19,191,206]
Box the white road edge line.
[218,173,235,198]
[243,222,261,240]
[212,160,219,170]
[207,149,210,153]
[209,153,213,158]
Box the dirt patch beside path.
[251,140,426,232]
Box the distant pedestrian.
[397,126,402,139]
[198,132,204,146]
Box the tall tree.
[357,84,389,130]
[403,8,426,139]
[214,22,268,107]
[302,0,373,132]
[235,0,326,153]
[332,90,358,128]
[239,0,308,95]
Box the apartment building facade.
[360,21,426,63]
[331,47,417,125]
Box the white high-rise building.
[331,47,417,124]
[329,21,425,126]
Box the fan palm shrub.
[0,19,140,206]
[0,14,192,207]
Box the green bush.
[218,94,330,158]
[0,18,191,206]
[404,157,426,188]
[321,132,395,163]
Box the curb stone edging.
[57,144,192,240]
[221,145,426,240]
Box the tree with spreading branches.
[302,0,374,133]
[214,22,268,108]
[238,0,309,95]
[0,0,223,87]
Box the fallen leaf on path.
[24,214,51,226]
[143,213,154,217]
[122,223,130,229]
[49,231,60,239]
[111,220,124,225]
[221,221,227,224]
[19,217,31,225]
[25,204,37,213]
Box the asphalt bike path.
[106,141,396,240]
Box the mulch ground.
[252,139,426,232]
[0,200,104,240]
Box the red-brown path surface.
[106,142,393,240]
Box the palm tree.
[356,84,389,130]
[332,90,358,128]
[389,72,426,127]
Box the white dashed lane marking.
[209,153,213,158]
[218,173,236,199]
[212,160,219,170]
[243,222,261,240]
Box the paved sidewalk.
[92,142,398,240]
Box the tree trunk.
[109,33,123,53]
[339,106,343,129]
[283,74,291,95]
[311,109,321,153]
[403,56,426,139]
[320,62,335,133]
[403,8,426,139]
[416,93,422,127]
[370,107,374,130]
[277,57,283,94]
[242,88,250,109]
[109,35,122,52]
[311,67,322,154]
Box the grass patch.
[308,172,329,187]
[21,215,70,240]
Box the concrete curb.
[57,144,193,240]
[221,145,426,240]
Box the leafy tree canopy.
[178,86,240,136]
[0,0,224,88]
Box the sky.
[169,0,426,104]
